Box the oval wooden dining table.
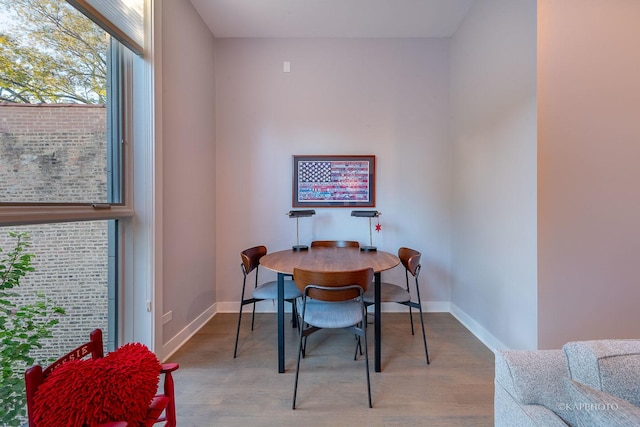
[260,246,400,373]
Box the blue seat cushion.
[252,279,302,300]
[298,299,363,329]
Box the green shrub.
[0,231,65,426]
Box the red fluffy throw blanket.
[33,342,162,427]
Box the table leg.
[277,272,285,373]
[374,271,381,372]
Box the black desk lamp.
[287,210,316,251]
[351,210,380,252]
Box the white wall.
[214,38,452,312]
[450,0,538,350]
[538,0,640,349]
[158,0,217,357]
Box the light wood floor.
[167,312,495,426]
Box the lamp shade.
[351,210,379,218]
[288,210,316,218]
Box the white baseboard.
[159,302,217,362]
[159,301,503,361]
[449,303,507,352]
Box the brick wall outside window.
[0,103,109,360]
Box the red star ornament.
[375,222,382,232]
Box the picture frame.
[292,155,376,207]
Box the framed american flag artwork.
[292,155,376,207]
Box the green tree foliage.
[0,232,65,426]
[0,0,107,104]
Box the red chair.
[25,329,179,427]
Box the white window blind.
[67,0,144,55]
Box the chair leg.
[353,336,362,360]
[412,275,429,364]
[163,370,177,427]
[233,302,244,358]
[250,301,257,331]
[361,325,372,408]
[289,299,299,329]
[292,314,306,409]
[301,328,308,358]
[408,304,415,335]
[418,306,430,364]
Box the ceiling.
[189,0,475,38]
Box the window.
[0,0,137,353]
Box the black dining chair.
[233,245,302,358]
[363,247,430,364]
[292,267,374,409]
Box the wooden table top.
[260,246,400,274]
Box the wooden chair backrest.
[293,268,373,301]
[25,329,104,427]
[241,245,267,275]
[398,247,421,277]
[310,240,360,248]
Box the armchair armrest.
[496,349,575,425]
[495,349,567,405]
